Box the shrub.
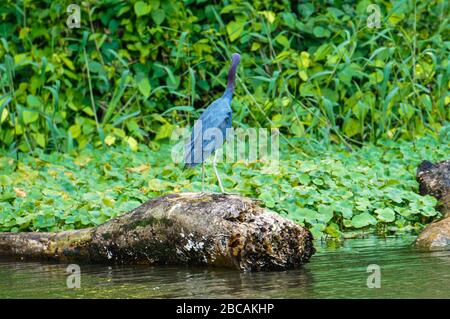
[0,0,448,153]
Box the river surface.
[0,235,449,298]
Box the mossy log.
[417,160,450,216]
[414,217,450,250]
[0,193,315,271]
[415,160,450,250]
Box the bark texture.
[415,160,450,250]
[417,160,450,216]
[0,192,315,271]
[415,218,450,250]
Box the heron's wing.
[184,98,232,167]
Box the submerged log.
[0,193,315,271]
[415,160,450,250]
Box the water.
[0,235,449,298]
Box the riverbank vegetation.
[0,0,449,239]
[1,0,448,152]
[1,126,448,239]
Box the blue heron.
[184,53,241,192]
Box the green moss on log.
[0,193,315,271]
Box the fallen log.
[414,217,450,250]
[415,160,450,250]
[416,160,450,217]
[0,192,315,271]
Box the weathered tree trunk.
[0,193,315,271]
[415,160,450,250]
[416,160,450,217]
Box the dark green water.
[0,235,449,298]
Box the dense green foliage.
[0,1,449,238]
[0,0,449,153]
[1,125,448,239]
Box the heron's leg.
[213,151,225,193]
[201,162,205,192]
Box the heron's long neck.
[224,62,238,99]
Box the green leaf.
[1,108,8,123]
[105,135,116,146]
[325,223,341,238]
[298,3,315,18]
[69,124,81,139]
[27,95,42,108]
[275,34,290,48]
[33,133,46,148]
[343,118,361,138]
[148,178,166,192]
[351,212,377,228]
[155,123,174,140]
[313,26,330,38]
[317,204,334,223]
[23,110,39,124]
[259,192,275,208]
[298,173,310,185]
[151,8,166,25]
[226,20,244,42]
[259,11,276,24]
[290,207,316,223]
[375,208,396,222]
[134,1,151,17]
[126,136,138,151]
[313,44,333,61]
[138,77,151,98]
[312,178,324,186]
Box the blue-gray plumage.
[184,53,240,192]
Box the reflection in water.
[0,235,449,298]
